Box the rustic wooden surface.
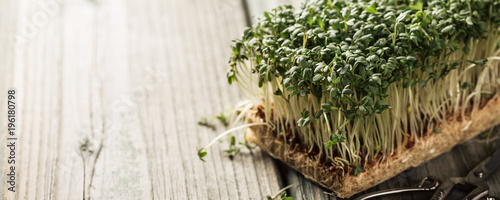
[0,0,499,199]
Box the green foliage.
[267,191,293,200]
[197,148,207,162]
[433,128,443,134]
[198,117,216,131]
[226,0,500,169]
[267,184,298,200]
[216,113,228,127]
[224,136,256,159]
[410,1,423,11]
[228,0,499,130]
[325,130,346,149]
[297,110,311,127]
[364,5,377,14]
[349,164,365,176]
[198,110,232,131]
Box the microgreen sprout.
[216,113,228,127]
[225,0,500,171]
[224,135,257,160]
[349,164,365,176]
[197,122,268,161]
[198,101,269,161]
[198,117,216,131]
[433,128,443,134]
[266,184,298,200]
[198,108,235,131]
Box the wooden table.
[1,0,499,199]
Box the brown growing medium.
[245,96,500,198]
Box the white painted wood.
[0,0,283,199]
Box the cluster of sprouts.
[225,0,500,169]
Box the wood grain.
[0,0,283,199]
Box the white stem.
[203,123,268,150]
[271,184,298,199]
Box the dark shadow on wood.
[240,0,252,27]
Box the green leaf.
[216,113,227,126]
[328,99,334,106]
[227,71,235,85]
[418,80,426,87]
[410,1,423,11]
[336,131,346,143]
[403,79,413,88]
[314,110,324,119]
[326,130,346,149]
[264,11,271,21]
[300,89,307,97]
[313,74,324,82]
[230,136,236,145]
[303,117,312,126]
[350,164,365,176]
[359,106,368,115]
[396,11,409,23]
[297,118,305,127]
[322,103,336,112]
[281,191,287,199]
[274,89,283,95]
[342,87,352,95]
[303,68,313,79]
[286,86,297,92]
[341,7,351,19]
[353,29,363,40]
[461,82,475,89]
[302,110,309,117]
[307,14,314,25]
[197,148,207,162]
[406,56,417,62]
[344,110,355,120]
[300,58,309,68]
[466,16,473,26]
[367,54,379,62]
[365,5,377,14]
[283,197,294,200]
[376,99,388,106]
[441,25,455,35]
[361,96,374,107]
[370,75,381,85]
[316,15,324,29]
[473,59,488,66]
[280,57,291,62]
[325,141,334,150]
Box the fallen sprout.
[197,122,268,162]
[266,184,298,200]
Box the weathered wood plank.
[3,1,97,199]
[86,0,154,199]
[1,0,283,199]
[0,0,19,197]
